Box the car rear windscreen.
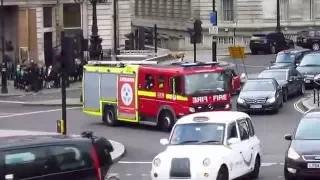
[251,34,266,40]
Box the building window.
[280,0,289,20]
[222,0,233,21]
[63,3,81,28]
[43,7,53,27]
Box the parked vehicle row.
[152,108,320,180]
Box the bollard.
[314,89,316,104]
[317,89,320,107]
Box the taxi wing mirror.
[240,73,247,83]
[227,138,241,145]
[160,138,169,145]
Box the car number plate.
[305,80,311,83]
[308,163,320,168]
[250,105,262,109]
[254,41,259,43]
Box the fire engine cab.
[82,51,239,131]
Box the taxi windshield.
[184,72,228,95]
[169,123,225,145]
[275,53,295,63]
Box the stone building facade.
[132,0,319,50]
[1,0,131,65]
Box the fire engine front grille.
[192,103,226,112]
[245,98,266,104]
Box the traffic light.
[194,20,203,44]
[188,20,203,44]
[144,28,154,46]
[124,32,134,50]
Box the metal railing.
[313,88,320,107]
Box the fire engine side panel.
[83,68,101,113]
[100,73,117,101]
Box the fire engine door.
[117,74,137,121]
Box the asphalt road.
[0,54,307,180]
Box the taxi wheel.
[216,166,229,180]
[249,155,261,179]
[103,106,119,126]
[158,111,174,132]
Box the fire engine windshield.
[184,72,228,95]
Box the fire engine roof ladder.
[87,52,186,66]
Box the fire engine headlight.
[153,158,161,167]
[203,158,211,167]
[189,107,195,112]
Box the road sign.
[210,11,217,25]
[228,46,246,59]
[209,26,219,35]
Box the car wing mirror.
[160,138,169,145]
[289,76,294,82]
[227,138,241,145]
[240,73,247,83]
[284,134,292,141]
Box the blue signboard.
[210,11,217,25]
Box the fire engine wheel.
[103,106,119,126]
[158,111,174,132]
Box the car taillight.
[91,146,102,180]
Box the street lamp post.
[276,0,281,32]
[1,0,8,94]
[88,0,103,60]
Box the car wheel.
[103,106,119,126]
[216,166,229,180]
[284,166,297,180]
[251,50,258,55]
[283,89,288,102]
[299,83,305,95]
[270,45,276,54]
[249,155,261,179]
[312,43,320,51]
[158,110,174,132]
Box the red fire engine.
[82,52,241,131]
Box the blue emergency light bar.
[173,61,219,67]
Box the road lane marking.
[0,100,27,104]
[118,161,280,166]
[0,107,81,119]
[294,98,305,114]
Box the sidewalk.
[110,140,126,163]
[301,93,319,111]
[0,81,82,98]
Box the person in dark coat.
[93,137,114,179]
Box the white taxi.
[151,111,262,180]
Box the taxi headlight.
[267,97,276,103]
[203,158,211,167]
[237,98,245,104]
[288,147,300,160]
[153,158,161,167]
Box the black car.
[269,49,311,69]
[258,68,305,101]
[0,130,114,180]
[249,32,295,55]
[296,30,320,51]
[284,108,320,180]
[296,52,320,88]
[236,78,283,113]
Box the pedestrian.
[93,137,114,179]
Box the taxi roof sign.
[193,116,210,122]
